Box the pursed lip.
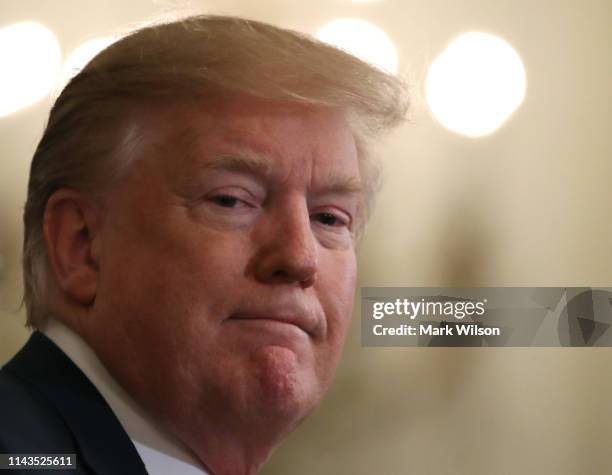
[228,307,323,339]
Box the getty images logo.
[371,297,487,321]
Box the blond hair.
[23,15,408,327]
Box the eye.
[210,194,242,208]
[312,212,346,227]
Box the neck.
[164,400,302,475]
[40,318,207,471]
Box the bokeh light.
[425,32,527,137]
[316,18,399,74]
[0,22,61,118]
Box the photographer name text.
[369,298,501,337]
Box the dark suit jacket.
[0,331,148,474]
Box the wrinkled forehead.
[135,95,362,191]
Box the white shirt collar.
[42,319,209,475]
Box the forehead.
[145,95,360,184]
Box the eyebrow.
[174,124,363,195]
[318,175,363,195]
[201,155,362,195]
[197,154,273,179]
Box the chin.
[251,345,322,423]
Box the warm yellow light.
[425,32,526,137]
[61,37,116,87]
[0,22,61,118]
[316,18,399,74]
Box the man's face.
[85,96,361,446]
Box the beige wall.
[1,1,611,473]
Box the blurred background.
[1,0,611,473]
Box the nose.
[250,199,318,288]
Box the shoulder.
[0,332,147,474]
[0,367,76,452]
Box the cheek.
[97,218,252,344]
[325,248,357,322]
[315,249,357,375]
[93,227,254,395]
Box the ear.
[43,189,102,306]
